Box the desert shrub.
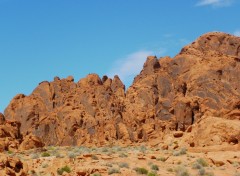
[119,162,129,168]
[68,152,76,159]
[148,172,157,176]
[140,145,147,153]
[7,150,13,154]
[47,146,55,150]
[101,147,109,153]
[167,168,173,172]
[198,167,205,175]
[196,158,208,167]
[30,153,39,159]
[105,163,113,167]
[119,153,128,158]
[175,166,190,176]
[57,166,71,175]
[173,148,187,156]
[148,162,153,166]
[42,163,49,168]
[91,173,101,176]
[41,152,50,157]
[192,162,202,170]
[179,148,187,155]
[108,168,120,175]
[157,157,167,162]
[55,152,64,158]
[151,164,159,171]
[134,167,148,175]
[91,155,99,160]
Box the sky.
[0,0,240,113]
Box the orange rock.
[2,32,240,148]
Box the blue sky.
[0,0,240,112]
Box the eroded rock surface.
[2,32,240,147]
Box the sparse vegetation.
[198,167,206,175]
[140,145,147,153]
[57,166,71,175]
[105,163,113,167]
[108,168,120,175]
[175,166,190,176]
[148,172,157,176]
[7,150,13,154]
[42,163,49,168]
[151,164,159,171]
[119,153,128,158]
[91,155,99,160]
[134,167,148,175]
[55,152,65,158]
[192,162,202,170]
[101,147,109,153]
[173,148,187,156]
[68,152,76,159]
[41,152,50,157]
[196,158,208,167]
[30,153,39,159]
[91,173,101,176]
[118,162,129,168]
[157,157,167,162]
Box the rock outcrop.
[0,155,28,176]
[2,32,240,148]
[0,113,44,152]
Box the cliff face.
[3,32,240,148]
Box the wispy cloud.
[233,30,240,37]
[107,49,166,85]
[196,0,234,7]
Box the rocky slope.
[2,32,240,149]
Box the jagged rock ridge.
[2,32,240,149]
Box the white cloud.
[108,49,166,85]
[196,0,234,7]
[233,30,240,37]
[108,51,153,82]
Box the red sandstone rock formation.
[2,32,240,148]
[0,112,44,152]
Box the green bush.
[7,150,13,154]
[151,164,159,171]
[41,152,50,157]
[57,166,71,175]
[148,172,157,176]
[134,167,148,175]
